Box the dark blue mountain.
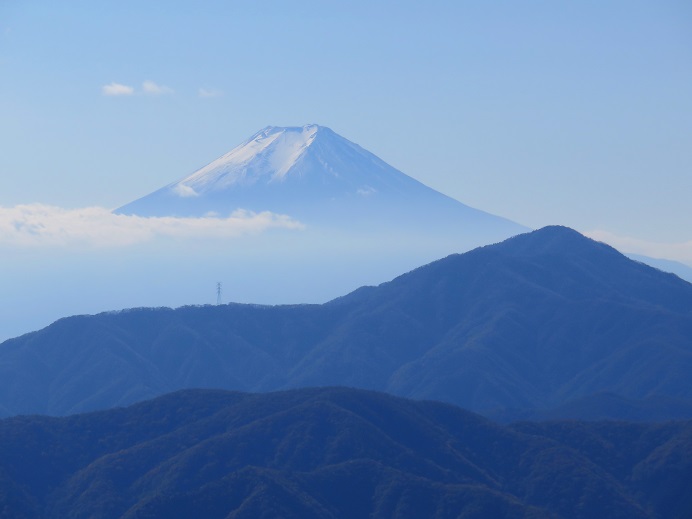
[1,226,691,419]
[1,387,690,518]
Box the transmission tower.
[216,282,222,305]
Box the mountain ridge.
[1,226,691,419]
[0,387,690,519]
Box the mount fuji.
[116,124,527,240]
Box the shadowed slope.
[2,387,689,518]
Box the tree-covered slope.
[1,387,690,518]
[1,226,691,419]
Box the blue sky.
[1,0,691,260]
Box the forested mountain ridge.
[1,226,691,419]
[0,387,690,518]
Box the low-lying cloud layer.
[0,204,303,248]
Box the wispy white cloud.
[101,80,173,96]
[0,204,303,248]
[102,82,134,96]
[585,229,692,265]
[142,80,174,95]
[357,186,377,197]
[198,88,223,98]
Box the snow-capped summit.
[178,125,322,194]
[115,124,526,240]
[139,124,440,204]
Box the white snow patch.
[268,125,318,181]
[173,183,199,198]
[173,125,319,192]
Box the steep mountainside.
[1,226,691,418]
[115,124,526,238]
[0,387,690,519]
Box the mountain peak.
[251,123,327,145]
[115,123,456,217]
[114,124,527,244]
[257,123,325,136]
[115,123,447,217]
[173,124,326,195]
[494,225,616,259]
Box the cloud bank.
[586,229,692,265]
[0,204,303,248]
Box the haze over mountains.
[3,124,688,346]
[3,126,692,517]
[2,226,690,421]
[1,125,529,343]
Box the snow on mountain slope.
[118,124,440,208]
[115,124,527,239]
[178,125,320,192]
